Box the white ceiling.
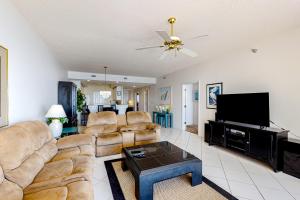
[12,0,300,77]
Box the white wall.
[151,27,300,138]
[0,0,66,124]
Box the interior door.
[182,84,193,130]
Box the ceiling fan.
[136,17,208,59]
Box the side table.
[152,111,173,128]
[60,127,79,138]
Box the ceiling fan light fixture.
[170,35,180,41]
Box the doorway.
[182,83,199,130]
[136,92,140,111]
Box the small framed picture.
[160,87,172,105]
[193,90,199,101]
[206,83,223,109]
[0,46,8,127]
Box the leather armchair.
[124,111,161,145]
[84,111,124,157]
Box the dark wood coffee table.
[122,141,202,200]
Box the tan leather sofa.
[0,121,94,200]
[84,111,160,157]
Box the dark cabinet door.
[204,123,211,143]
[58,81,77,127]
[210,123,225,146]
[248,131,273,162]
[59,84,72,116]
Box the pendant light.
[104,66,108,89]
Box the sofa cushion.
[24,156,92,195]
[66,181,93,200]
[23,186,68,200]
[5,153,44,189]
[33,159,73,183]
[56,134,93,150]
[79,145,94,157]
[84,124,118,136]
[87,111,117,127]
[71,156,93,177]
[126,111,152,125]
[96,144,122,157]
[51,145,94,162]
[14,121,52,150]
[117,114,127,126]
[0,179,23,200]
[97,132,122,146]
[24,181,93,200]
[23,176,84,195]
[36,139,58,163]
[0,121,51,171]
[83,125,104,136]
[101,124,118,134]
[51,147,80,162]
[135,130,157,141]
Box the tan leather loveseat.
[84,111,160,157]
[84,111,123,157]
[123,111,161,145]
[0,121,94,200]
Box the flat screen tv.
[216,92,270,127]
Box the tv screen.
[217,93,270,127]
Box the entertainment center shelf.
[206,120,289,172]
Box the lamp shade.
[128,99,134,107]
[45,105,66,118]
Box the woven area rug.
[104,159,237,200]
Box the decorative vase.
[49,119,63,138]
[77,111,81,125]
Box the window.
[93,91,112,105]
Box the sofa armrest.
[83,125,105,136]
[120,123,161,132]
[119,125,135,132]
[57,134,93,150]
[147,123,161,131]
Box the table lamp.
[45,105,67,138]
[128,99,134,107]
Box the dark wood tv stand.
[208,120,289,172]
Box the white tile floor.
[92,128,300,200]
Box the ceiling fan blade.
[156,31,171,41]
[159,51,169,60]
[180,48,198,58]
[136,45,164,50]
[190,34,208,40]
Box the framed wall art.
[0,45,8,127]
[206,82,223,109]
[160,87,171,105]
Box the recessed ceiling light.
[87,80,90,82]
[133,85,136,88]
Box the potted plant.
[77,89,86,125]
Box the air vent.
[91,75,96,77]
[124,77,128,80]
